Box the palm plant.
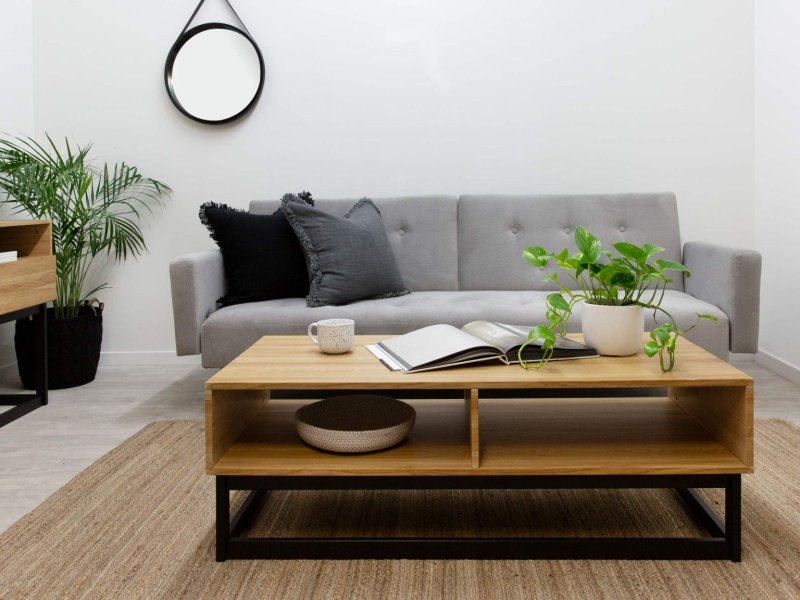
[0,135,170,319]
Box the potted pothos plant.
[0,135,170,389]
[519,226,716,372]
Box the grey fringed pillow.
[281,195,410,307]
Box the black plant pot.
[15,304,103,390]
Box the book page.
[377,324,499,371]
[367,344,509,373]
[461,321,526,353]
[461,321,598,363]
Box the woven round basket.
[295,395,416,453]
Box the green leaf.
[613,242,646,264]
[554,248,569,261]
[651,324,671,344]
[546,293,570,312]
[597,264,634,287]
[527,325,557,348]
[575,226,601,263]
[586,262,603,274]
[611,272,636,288]
[655,259,690,274]
[643,341,661,357]
[641,243,665,261]
[641,269,666,282]
[522,246,549,268]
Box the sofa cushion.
[250,196,459,291]
[200,289,726,367]
[457,193,684,292]
[281,197,410,307]
[198,199,312,306]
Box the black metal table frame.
[215,473,742,562]
[0,304,47,428]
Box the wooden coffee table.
[205,335,753,561]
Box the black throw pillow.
[199,192,314,307]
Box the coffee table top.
[205,335,752,390]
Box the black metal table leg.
[0,303,48,428]
[726,475,742,562]
[675,488,726,538]
[230,490,268,538]
[35,303,48,406]
[213,474,745,562]
[216,476,230,562]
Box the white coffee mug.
[307,319,355,354]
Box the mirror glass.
[165,24,264,124]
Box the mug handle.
[308,322,319,345]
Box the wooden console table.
[206,335,753,562]
[0,221,56,427]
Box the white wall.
[0,0,34,367]
[755,0,800,376]
[30,0,755,355]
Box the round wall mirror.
[165,23,265,124]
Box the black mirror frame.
[164,22,266,125]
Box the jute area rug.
[1,420,799,600]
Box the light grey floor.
[0,357,798,534]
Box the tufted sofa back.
[250,196,460,291]
[457,193,683,291]
[251,192,683,292]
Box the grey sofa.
[170,193,761,368]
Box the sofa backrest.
[250,196,459,291]
[457,192,684,291]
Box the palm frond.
[0,134,171,314]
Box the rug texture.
[0,419,798,600]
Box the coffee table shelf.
[208,397,748,476]
[478,397,749,475]
[211,399,473,475]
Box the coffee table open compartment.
[205,335,753,561]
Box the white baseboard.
[98,351,201,367]
[2,351,201,372]
[729,352,755,361]
[0,352,201,382]
[756,350,800,386]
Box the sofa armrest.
[682,241,762,353]
[169,250,225,356]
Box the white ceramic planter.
[581,302,644,356]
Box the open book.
[367,321,598,373]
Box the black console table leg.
[35,303,48,406]
[216,476,230,562]
[0,303,49,428]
